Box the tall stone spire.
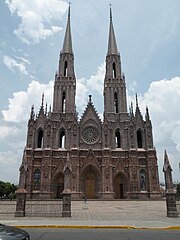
[61,4,73,54]
[53,3,76,114]
[104,5,127,116]
[107,5,119,56]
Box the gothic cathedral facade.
[19,7,160,200]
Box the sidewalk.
[1,201,180,229]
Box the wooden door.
[85,174,95,199]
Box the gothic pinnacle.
[41,93,44,108]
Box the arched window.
[34,169,41,190]
[137,129,143,148]
[113,62,116,78]
[115,130,121,148]
[59,129,66,148]
[114,92,118,113]
[37,129,43,148]
[64,61,68,77]
[139,169,146,191]
[62,91,66,113]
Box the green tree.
[0,181,17,199]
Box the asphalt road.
[24,228,180,240]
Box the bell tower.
[104,7,128,119]
[53,5,76,114]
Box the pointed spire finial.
[163,149,174,191]
[107,4,119,55]
[45,102,47,115]
[61,2,73,54]
[48,104,51,117]
[163,149,172,172]
[41,93,44,107]
[136,93,138,107]
[30,104,35,119]
[131,101,134,115]
[68,2,71,19]
[89,95,92,103]
[109,3,112,20]
[164,149,168,159]
[145,106,150,120]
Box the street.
[25,228,180,240]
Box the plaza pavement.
[1,200,180,229]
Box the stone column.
[163,150,178,217]
[15,188,27,217]
[62,189,71,217]
[62,152,71,217]
[166,190,178,217]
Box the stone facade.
[18,7,160,200]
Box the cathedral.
[18,6,160,200]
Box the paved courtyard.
[1,200,180,228]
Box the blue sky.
[0,0,180,183]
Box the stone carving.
[105,168,110,178]
[44,168,49,178]
[132,167,137,179]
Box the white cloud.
[86,63,105,95]
[135,77,180,181]
[0,150,21,183]
[0,125,19,139]
[15,56,30,65]
[5,0,68,44]
[3,55,28,75]
[1,62,104,124]
[2,80,54,123]
[76,78,88,113]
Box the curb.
[15,225,180,230]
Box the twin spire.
[61,5,73,54]
[61,5,119,56]
[107,6,119,55]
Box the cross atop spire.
[107,5,119,55]
[68,2,71,19]
[61,3,73,54]
[109,3,112,19]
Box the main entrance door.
[85,173,95,199]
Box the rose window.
[82,126,99,144]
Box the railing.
[0,199,63,217]
[25,200,63,217]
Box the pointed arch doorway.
[113,172,129,199]
[86,173,95,199]
[80,164,101,199]
[52,172,64,199]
